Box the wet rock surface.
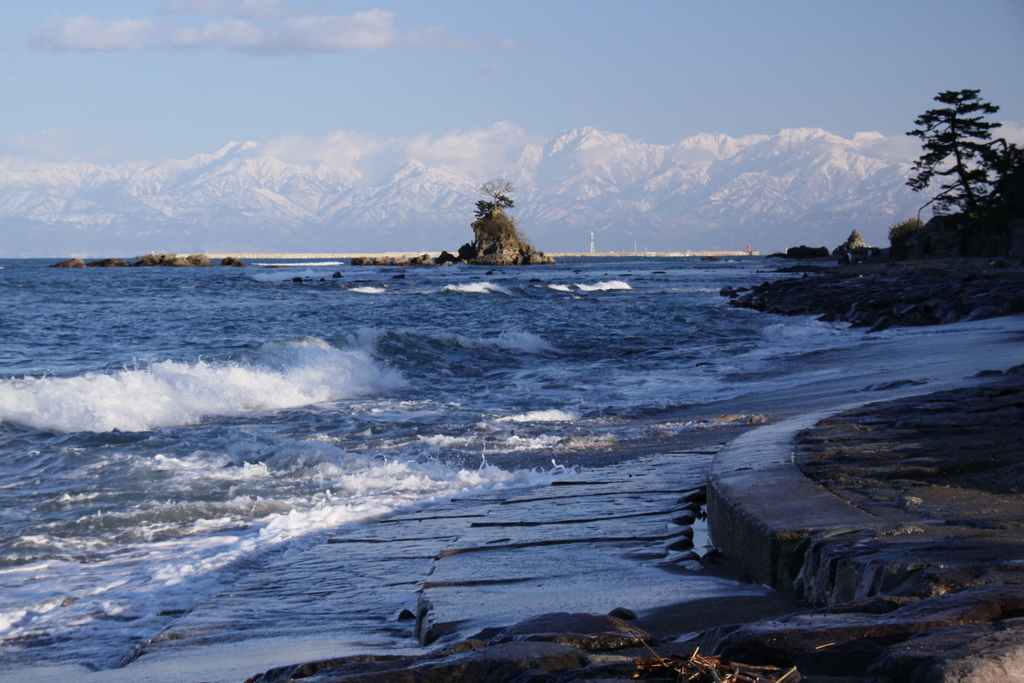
[796,375,1024,519]
[722,259,1024,331]
[713,374,1024,681]
[230,374,1024,682]
[133,426,798,682]
[246,641,590,683]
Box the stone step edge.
[705,409,880,589]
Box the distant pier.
[548,250,759,258]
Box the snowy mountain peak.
[0,127,923,257]
[546,126,634,154]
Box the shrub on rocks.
[888,217,924,260]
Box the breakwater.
[204,251,758,260]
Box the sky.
[0,0,1022,167]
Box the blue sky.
[1,0,1022,164]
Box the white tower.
[590,232,595,254]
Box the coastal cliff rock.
[348,215,555,267]
[459,213,554,266]
[52,258,86,268]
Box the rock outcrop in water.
[350,179,554,267]
[135,253,212,267]
[51,253,236,268]
[456,212,554,266]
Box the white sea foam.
[0,338,405,433]
[0,459,560,655]
[486,331,560,355]
[575,280,632,292]
[349,286,387,294]
[503,434,565,449]
[443,282,511,295]
[498,409,579,423]
[548,284,573,292]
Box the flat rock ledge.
[707,373,1024,682]
[233,378,1024,682]
[246,615,647,683]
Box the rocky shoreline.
[709,373,1024,681]
[721,258,1024,332]
[216,259,1023,683]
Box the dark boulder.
[783,245,830,259]
[247,641,588,683]
[220,257,246,267]
[436,250,462,265]
[86,258,132,267]
[52,258,86,268]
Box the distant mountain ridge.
[0,127,923,257]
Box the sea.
[0,254,1006,674]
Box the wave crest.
[0,338,405,433]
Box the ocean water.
[0,255,867,670]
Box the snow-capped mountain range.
[0,127,924,257]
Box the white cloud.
[998,122,1024,146]
[30,14,156,51]
[170,17,265,49]
[30,8,514,54]
[170,11,398,52]
[259,130,382,175]
[404,122,537,171]
[271,11,397,52]
[258,123,538,181]
[163,0,292,19]
[0,129,80,161]
[851,131,921,164]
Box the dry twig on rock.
[633,648,799,682]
